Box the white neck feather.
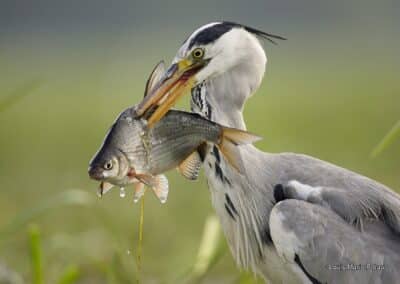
[190,30,269,275]
[195,31,267,129]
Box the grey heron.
[136,22,400,283]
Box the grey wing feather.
[268,153,400,235]
[280,180,400,235]
[270,199,400,284]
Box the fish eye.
[192,48,204,59]
[104,161,113,170]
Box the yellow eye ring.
[192,48,204,59]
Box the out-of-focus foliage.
[57,265,80,284]
[371,120,400,158]
[187,215,225,283]
[1,0,399,283]
[28,225,43,284]
[191,216,224,278]
[1,190,93,239]
[0,80,42,113]
[27,224,81,284]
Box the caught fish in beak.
[135,58,207,127]
[88,60,262,204]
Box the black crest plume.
[188,21,286,48]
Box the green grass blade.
[57,265,80,284]
[236,271,264,284]
[109,252,135,284]
[0,80,42,112]
[190,215,224,281]
[371,120,400,158]
[28,224,43,284]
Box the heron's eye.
[192,48,204,59]
[104,161,113,170]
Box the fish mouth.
[88,166,104,181]
[96,169,141,197]
[97,181,113,197]
[134,58,207,127]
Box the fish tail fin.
[221,127,262,145]
[152,174,169,204]
[218,127,262,173]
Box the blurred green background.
[1,0,399,283]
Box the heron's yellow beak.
[135,58,205,127]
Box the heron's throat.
[191,79,251,130]
[191,59,265,130]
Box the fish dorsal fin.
[144,60,166,98]
[177,151,202,180]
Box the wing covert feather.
[270,200,400,284]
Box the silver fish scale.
[116,113,151,173]
[146,111,221,173]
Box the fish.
[88,61,262,203]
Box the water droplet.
[160,197,167,204]
[127,250,131,255]
[119,187,126,198]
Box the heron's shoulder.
[270,152,389,187]
[268,152,400,210]
[270,152,340,166]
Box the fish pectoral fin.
[218,127,261,174]
[177,151,202,180]
[151,175,169,204]
[136,173,169,204]
[133,182,146,203]
[98,181,114,197]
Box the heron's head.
[136,22,285,126]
